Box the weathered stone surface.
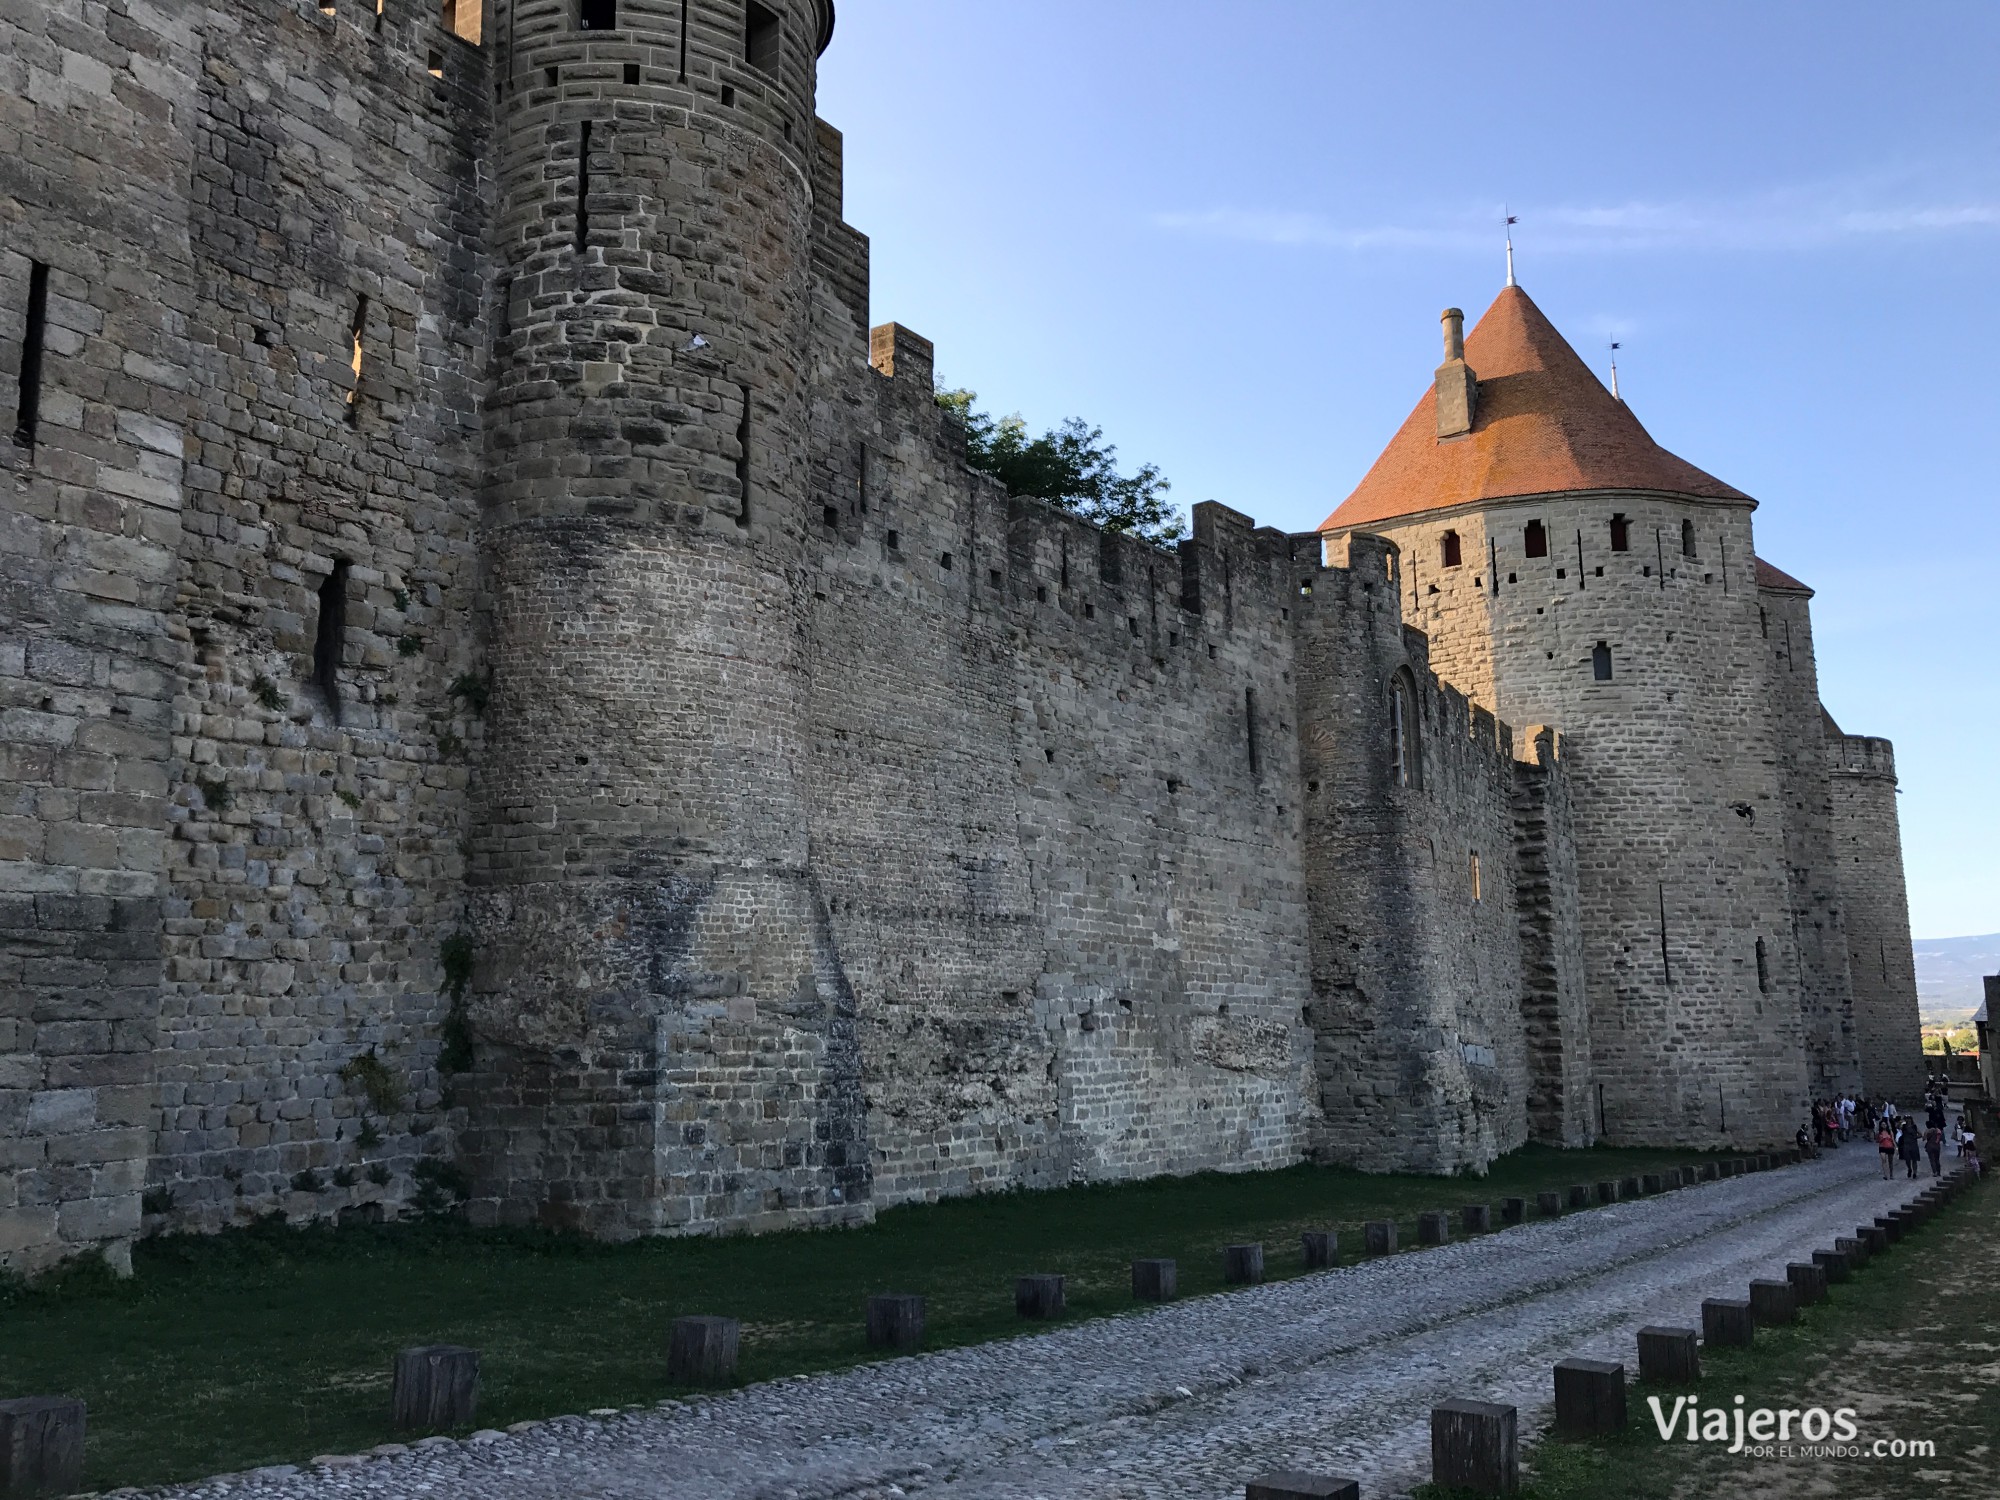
[0,0,1924,1275]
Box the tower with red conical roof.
[1319,284,1916,1144]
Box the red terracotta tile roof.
[1753,556,1812,593]
[1320,286,1749,531]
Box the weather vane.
[1609,340,1622,399]
[1505,209,1519,287]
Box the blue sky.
[817,2,2000,939]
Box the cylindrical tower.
[465,0,867,1237]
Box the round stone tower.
[1321,285,1812,1150]
[466,0,867,1237]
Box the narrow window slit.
[574,122,593,256]
[735,384,752,527]
[1244,687,1261,776]
[346,293,368,424]
[13,260,49,450]
[314,561,351,722]
[579,0,617,29]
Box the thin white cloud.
[1154,177,2000,257]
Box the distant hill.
[1913,933,2000,1024]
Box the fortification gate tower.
[465,0,868,1235]
[1321,287,1818,1149]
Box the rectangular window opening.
[1592,641,1612,681]
[427,48,445,76]
[939,551,953,571]
[1524,519,1548,558]
[988,568,1002,589]
[1609,513,1630,551]
[623,63,640,85]
[13,260,49,450]
[885,529,899,552]
[314,561,351,722]
[734,384,752,527]
[574,121,593,256]
[443,0,482,44]
[745,0,782,72]
[579,0,617,30]
[822,504,839,529]
[1440,529,1462,567]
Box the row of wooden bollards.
[0,1151,1797,1495]
[1238,1163,1971,1498]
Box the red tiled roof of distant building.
[1753,557,1812,593]
[1320,286,1750,531]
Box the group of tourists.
[1796,1086,1981,1180]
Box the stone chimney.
[1435,307,1477,439]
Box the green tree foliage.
[936,389,1186,543]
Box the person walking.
[1926,1122,1945,1177]
[1877,1121,1897,1179]
[1898,1120,1923,1180]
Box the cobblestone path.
[149,1147,1936,1500]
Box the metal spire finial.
[1609,340,1622,400]
[1504,209,1519,287]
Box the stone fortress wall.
[0,0,1923,1275]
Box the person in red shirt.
[1877,1123,1896,1179]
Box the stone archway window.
[1390,668,1422,789]
[1441,530,1462,567]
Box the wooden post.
[1553,1358,1627,1436]
[1300,1231,1337,1269]
[1461,1203,1492,1234]
[1132,1258,1178,1301]
[1701,1297,1755,1348]
[1858,1225,1889,1254]
[1748,1279,1795,1327]
[1016,1274,1066,1319]
[1641,1173,1664,1194]
[1535,1190,1562,1218]
[1786,1261,1828,1305]
[667,1316,740,1385]
[866,1293,925,1350]
[1699,1162,1718,1181]
[1566,1184,1590,1209]
[1430,1399,1518,1494]
[1245,1473,1360,1500]
[1636,1325,1700,1384]
[1595,1180,1618,1205]
[1813,1247,1851,1283]
[1224,1243,1264,1285]
[1363,1219,1397,1255]
[1619,1175,1641,1199]
[1417,1210,1451,1246]
[1836,1233,1868,1267]
[392,1346,479,1433]
[0,1398,85,1499]
[1500,1196,1525,1224]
